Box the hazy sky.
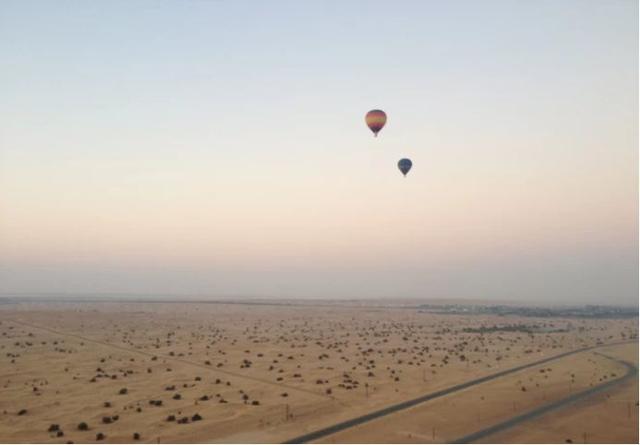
[1,0,637,304]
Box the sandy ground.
[484,343,639,444]
[321,342,638,444]
[0,301,636,443]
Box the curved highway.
[452,352,637,443]
[283,341,635,444]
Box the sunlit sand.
[0,300,636,443]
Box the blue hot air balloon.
[398,158,412,177]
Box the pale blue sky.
[0,0,637,304]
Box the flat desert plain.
[0,300,637,443]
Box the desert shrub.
[77,422,89,431]
[133,433,140,440]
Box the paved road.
[283,341,635,444]
[452,352,638,443]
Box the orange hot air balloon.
[365,109,387,137]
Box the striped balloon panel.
[365,109,387,135]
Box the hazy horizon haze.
[0,0,637,305]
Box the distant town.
[418,304,639,319]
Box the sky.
[0,0,637,304]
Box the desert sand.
[0,300,636,443]
[483,343,639,444]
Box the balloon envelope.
[398,158,412,176]
[365,109,387,137]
